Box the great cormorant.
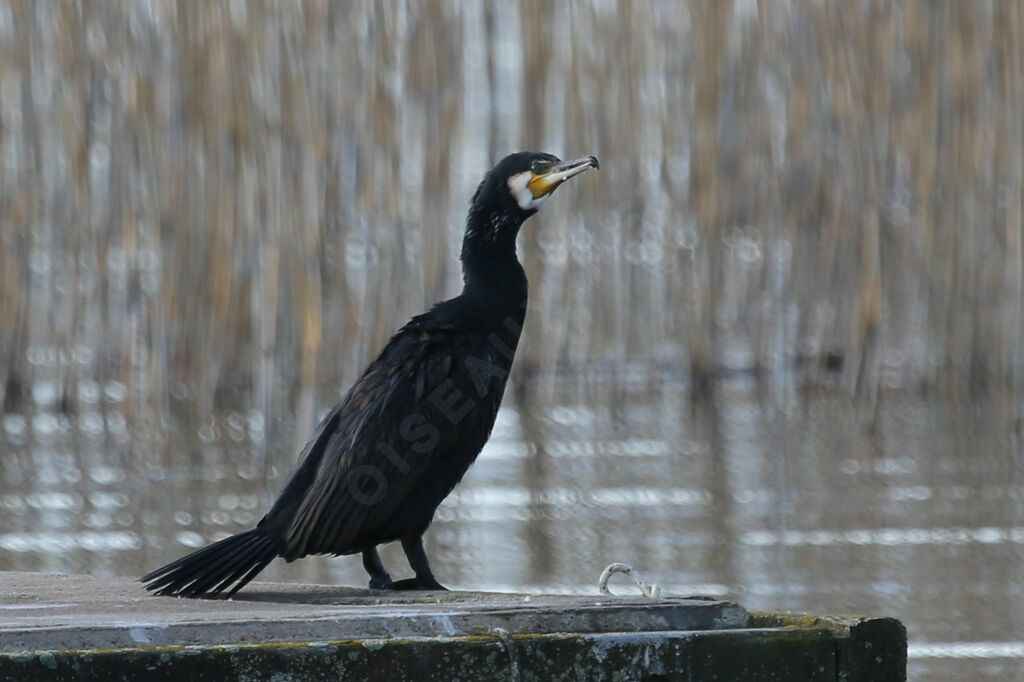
[141,152,599,597]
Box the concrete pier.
[0,572,905,681]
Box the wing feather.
[281,322,472,557]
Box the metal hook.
[598,562,662,598]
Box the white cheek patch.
[508,171,550,211]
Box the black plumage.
[142,151,598,597]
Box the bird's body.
[268,285,524,568]
[142,152,597,597]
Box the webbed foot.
[368,574,393,590]
[386,577,448,591]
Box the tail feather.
[141,529,278,598]
[179,532,269,596]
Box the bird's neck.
[460,211,529,318]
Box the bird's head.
[472,151,599,218]
[464,151,599,259]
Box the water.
[2,377,1022,681]
[3,3,1024,681]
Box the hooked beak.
[527,155,600,199]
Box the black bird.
[142,152,599,597]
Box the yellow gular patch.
[527,173,559,199]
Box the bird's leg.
[387,535,448,591]
[362,547,393,589]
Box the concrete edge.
[0,600,751,651]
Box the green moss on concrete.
[750,612,907,682]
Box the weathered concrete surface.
[0,572,906,681]
[0,572,746,650]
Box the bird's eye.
[530,160,552,174]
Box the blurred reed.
[1,0,1023,435]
